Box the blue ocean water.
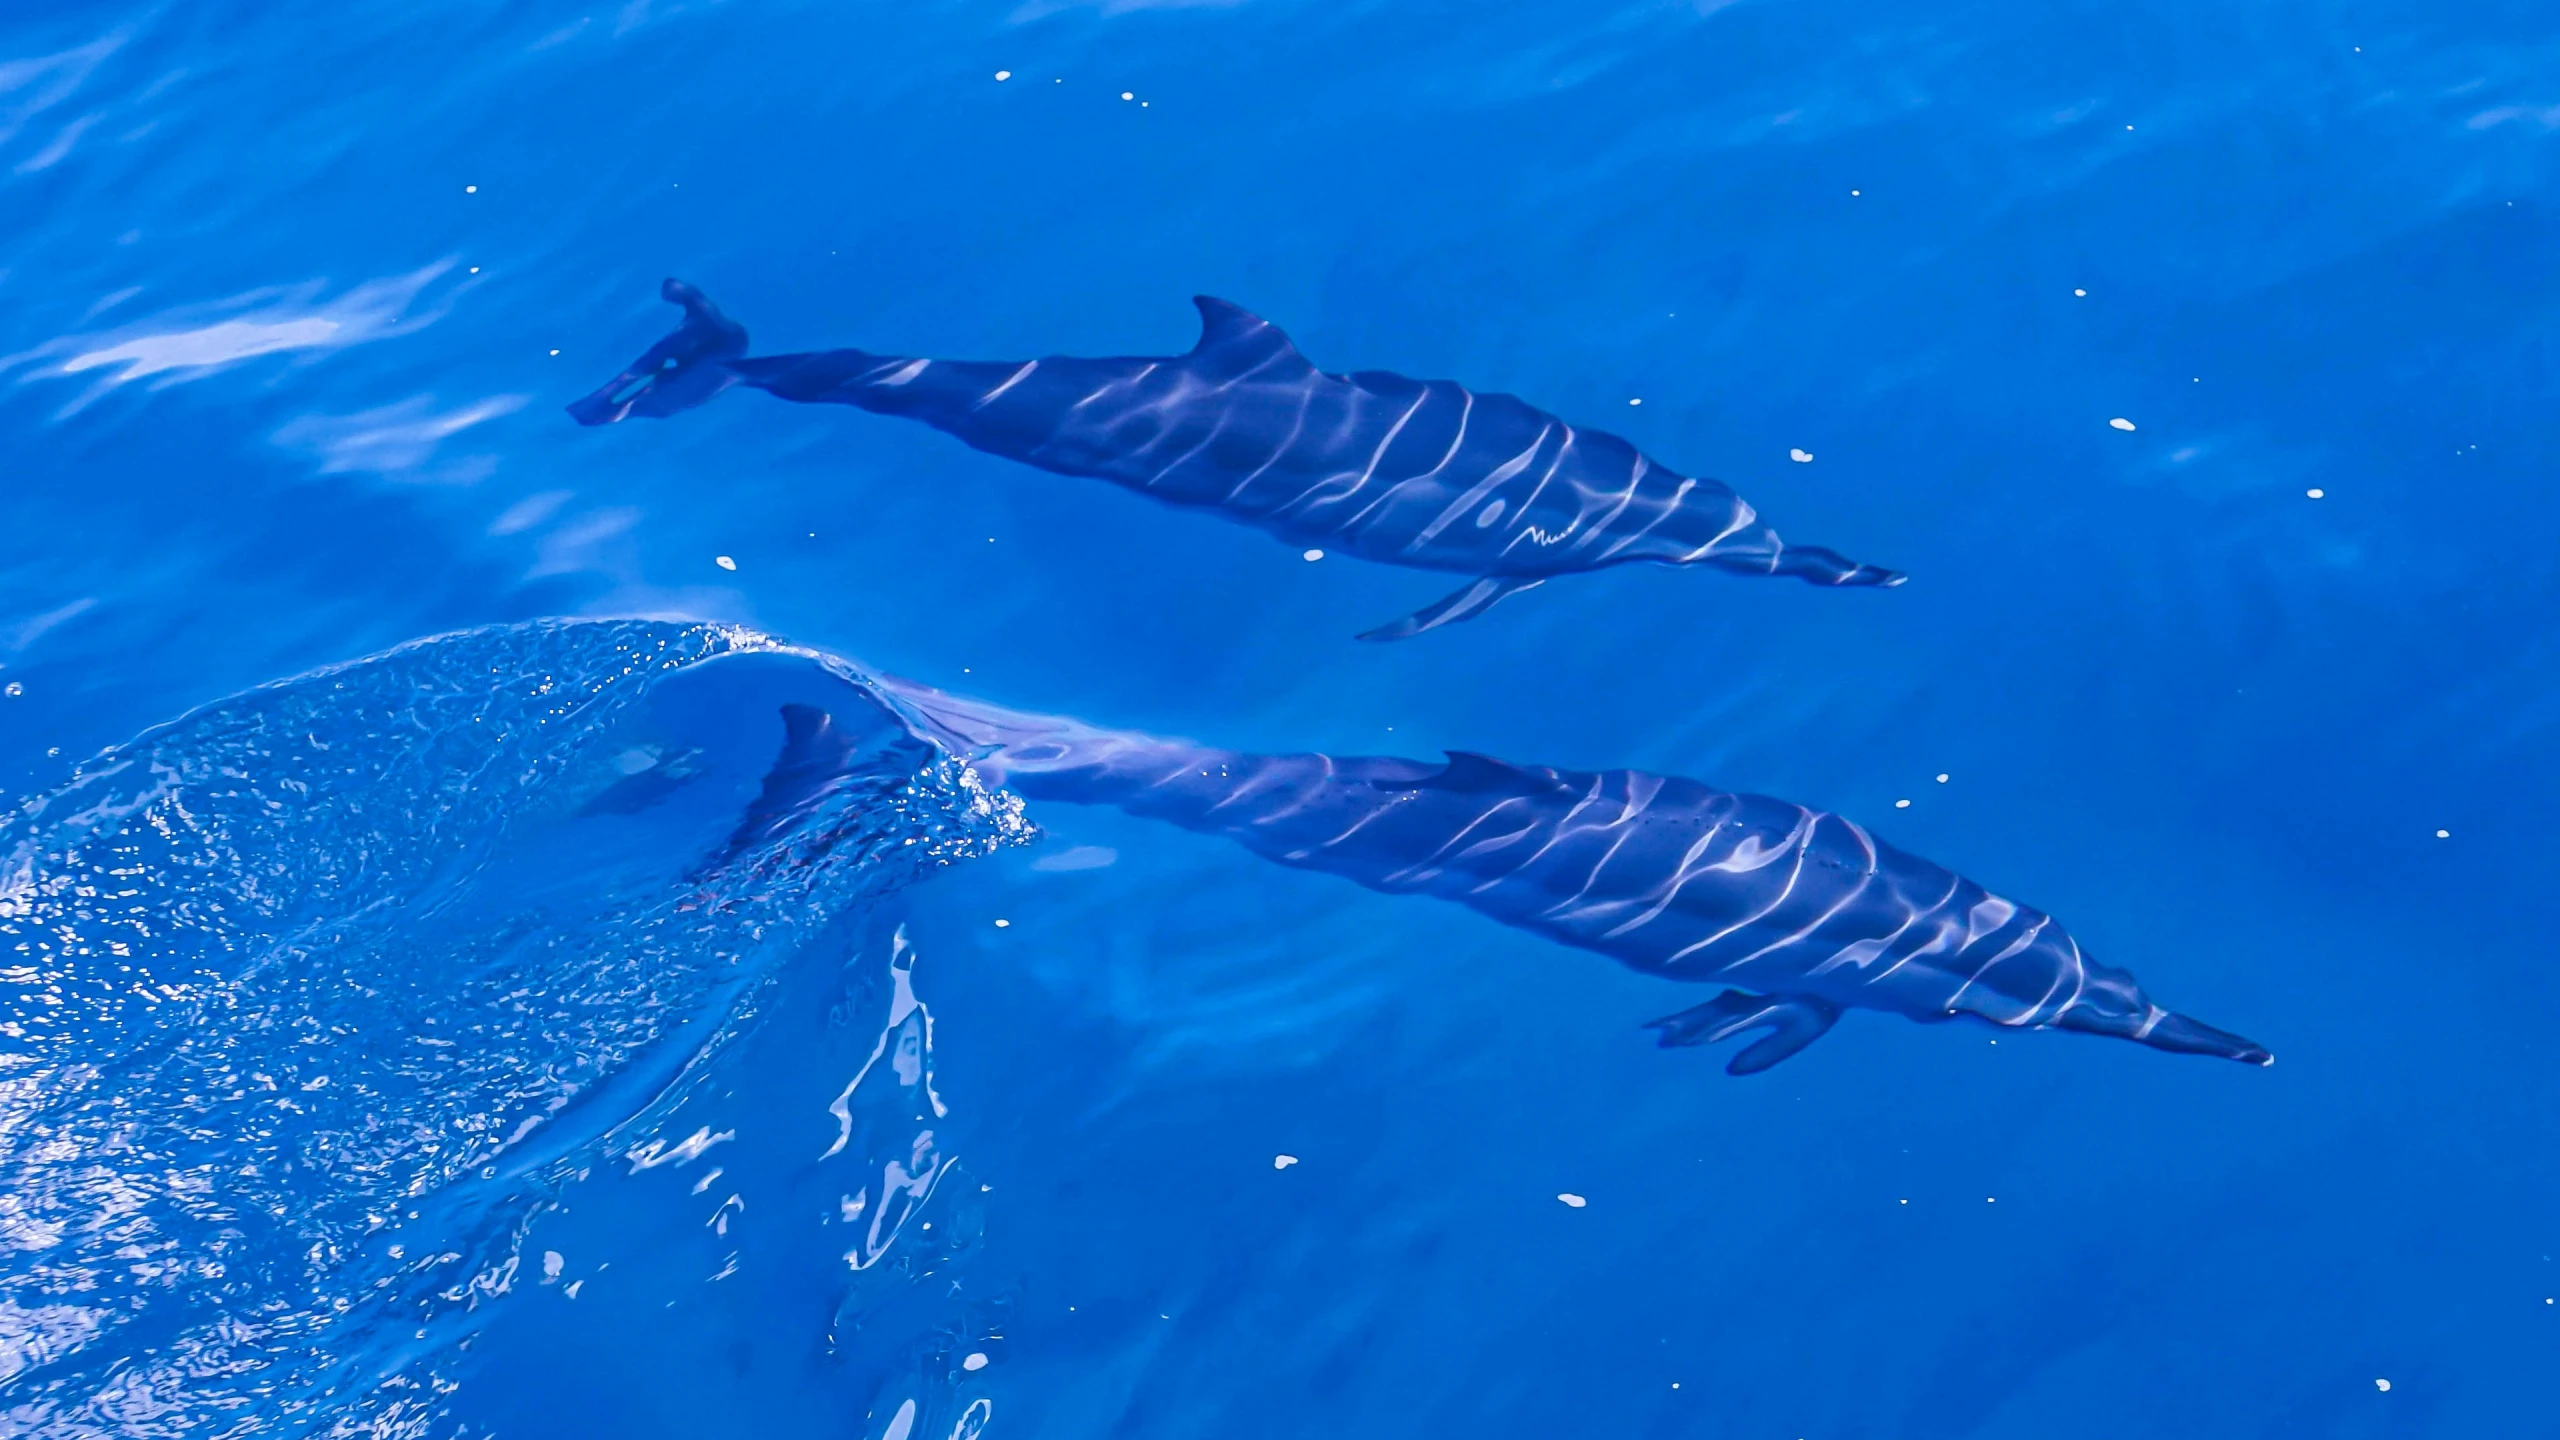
[1,1,2554,1434]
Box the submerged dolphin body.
[868,678,2268,1074]
[569,281,1903,639]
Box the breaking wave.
[0,620,1030,1437]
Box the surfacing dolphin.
[568,281,1904,639]
[869,678,2268,1074]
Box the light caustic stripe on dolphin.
[850,675,2268,1075]
[568,281,1903,639]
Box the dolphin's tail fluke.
[567,279,752,426]
[1766,542,1905,588]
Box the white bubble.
[1935,773,1949,783]
[963,1352,989,1371]
[1557,1193,1587,1208]
[2108,417,2136,431]
[549,348,560,356]
[2073,288,2086,297]
[2306,488,2326,499]
[2376,1379,2390,1392]
[464,184,477,194]
[1273,1155,1298,1169]
[714,555,737,571]
[2435,829,2450,839]
[1789,448,1813,463]
[1628,397,1642,406]
[994,70,1011,81]
[1303,548,1324,561]
[1894,799,1911,809]
[992,918,1010,928]
[1121,91,1134,100]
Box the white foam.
[715,555,737,571]
[962,1352,989,1371]
[1789,448,1813,463]
[1273,1154,1298,1170]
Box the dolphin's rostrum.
[860,677,2268,1074]
[570,281,1903,639]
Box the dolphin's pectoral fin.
[1646,990,1842,1075]
[567,278,753,426]
[1356,576,1545,642]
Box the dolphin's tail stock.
[566,279,752,425]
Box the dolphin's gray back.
[737,301,1825,580]
[885,681,2140,1034]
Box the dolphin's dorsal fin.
[1187,297,1315,382]
[1426,751,1571,797]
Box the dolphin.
[867,677,2268,1074]
[568,281,1904,639]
